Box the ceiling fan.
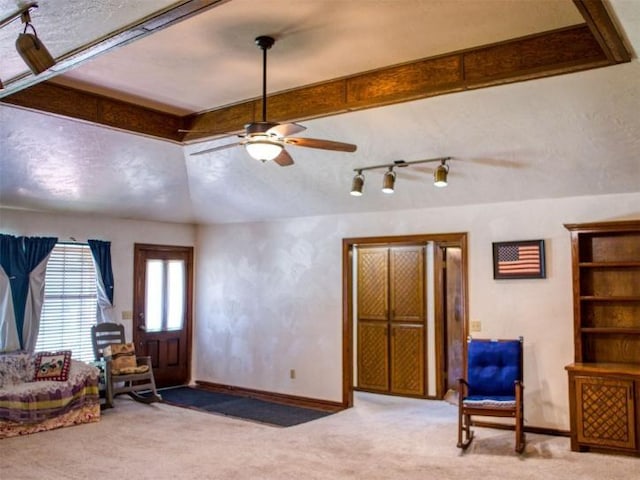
[189,35,357,166]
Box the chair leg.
[514,405,525,453]
[457,408,474,450]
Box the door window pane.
[145,259,185,332]
[145,259,164,332]
[167,260,185,330]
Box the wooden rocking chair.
[457,337,525,453]
[91,322,161,408]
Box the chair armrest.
[458,378,469,396]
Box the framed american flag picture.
[492,240,546,279]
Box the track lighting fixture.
[433,159,449,187]
[350,171,365,196]
[382,167,396,194]
[350,157,451,197]
[0,2,56,80]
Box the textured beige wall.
[193,192,640,430]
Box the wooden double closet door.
[357,246,426,396]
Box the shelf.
[580,296,640,302]
[581,328,640,335]
[579,262,640,268]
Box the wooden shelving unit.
[565,220,640,455]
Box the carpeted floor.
[157,386,334,426]
[1,392,636,479]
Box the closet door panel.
[390,324,425,395]
[390,246,425,323]
[358,248,389,321]
[357,322,389,391]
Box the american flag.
[497,244,541,275]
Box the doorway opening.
[342,233,468,407]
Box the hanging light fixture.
[433,159,449,187]
[350,157,452,197]
[350,171,365,196]
[244,137,283,161]
[382,167,396,194]
[0,3,56,78]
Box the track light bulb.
[434,161,449,187]
[382,168,396,194]
[351,172,364,196]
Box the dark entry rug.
[157,386,334,427]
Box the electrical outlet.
[290,369,296,379]
[470,320,481,332]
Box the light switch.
[470,320,481,332]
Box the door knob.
[138,324,146,331]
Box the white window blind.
[36,243,97,362]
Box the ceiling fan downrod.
[255,35,275,123]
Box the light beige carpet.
[0,392,635,479]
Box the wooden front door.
[133,244,193,387]
[357,246,425,396]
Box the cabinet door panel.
[357,322,389,391]
[390,247,425,323]
[390,324,425,395]
[575,375,636,450]
[357,248,389,321]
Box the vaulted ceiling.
[0,1,638,224]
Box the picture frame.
[492,239,546,279]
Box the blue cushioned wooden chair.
[457,337,525,453]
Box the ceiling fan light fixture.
[382,168,396,194]
[433,160,449,187]
[351,172,364,196]
[245,138,283,161]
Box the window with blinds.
[36,243,97,362]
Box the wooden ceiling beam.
[1,1,629,144]
[2,82,185,141]
[182,25,610,142]
[573,0,631,63]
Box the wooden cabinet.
[565,221,640,455]
[566,363,640,453]
[357,246,425,396]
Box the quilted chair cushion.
[104,343,149,375]
[466,340,521,397]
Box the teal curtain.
[0,234,57,351]
[88,239,115,323]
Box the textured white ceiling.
[0,0,639,225]
[53,0,583,114]
[0,0,178,82]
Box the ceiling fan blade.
[273,149,294,167]
[190,142,240,156]
[284,137,357,152]
[267,123,306,138]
